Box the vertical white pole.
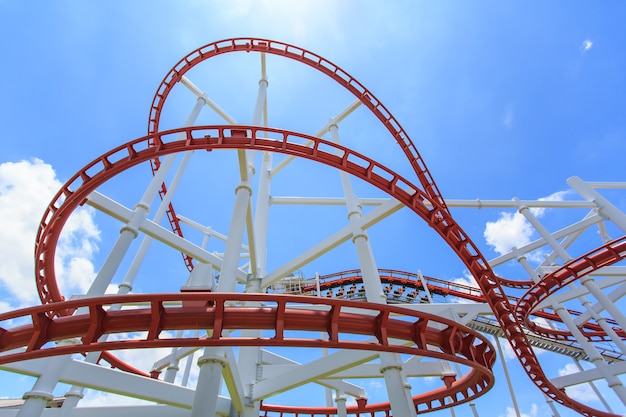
[238,61,269,417]
[329,123,414,417]
[17,356,69,417]
[469,402,480,417]
[494,336,521,417]
[190,353,227,417]
[335,390,348,417]
[196,60,269,417]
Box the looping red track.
[30,125,618,416]
[146,38,446,210]
[0,293,495,414]
[516,236,626,341]
[144,38,451,274]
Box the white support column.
[329,123,414,417]
[17,356,69,417]
[253,150,272,277]
[218,182,252,292]
[86,149,177,297]
[469,402,480,417]
[238,276,263,417]
[378,353,414,417]
[120,96,206,291]
[328,123,385,304]
[190,353,227,417]
[164,338,183,383]
[335,390,347,417]
[194,62,267,417]
[494,336,521,417]
[182,338,198,387]
[546,397,561,417]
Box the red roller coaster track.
[9,38,622,416]
[25,124,622,416]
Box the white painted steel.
[5,44,626,417]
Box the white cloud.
[581,39,593,53]
[532,190,569,217]
[484,211,533,255]
[483,190,568,256]
[0,159,99,307]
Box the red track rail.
[32,125,618,416]
[307,268,623,339]
[145,38,451,273]
[516,236,626,341]
[146,38,446,211]
[0,293,494,414]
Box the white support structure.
[3,39,626,417]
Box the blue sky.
[0,2,625,417]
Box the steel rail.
[516,236,626,340]
[31,125,617,416]
[144,38,450,274]
[0,293,494,415]
[306,269,624,340]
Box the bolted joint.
[379,364,402,374]
[23,390,54,401]
[197,354,227,368]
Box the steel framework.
[1,38,625,417]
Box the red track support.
[29,125,622,416]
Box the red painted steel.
[516,236,626,341]
[146,38,446,212]
[309,269,622,339]
[30,125,621,416]
[144,38,451,275]
[0,293,495,414]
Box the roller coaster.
[1,38,625,417]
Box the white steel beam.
[488,213,603,267]
[259,351,367,398]
[550,360,626,389]
[1,406,193,417]
[252,349,375,400]
[86,191,247,282]
[0,358,230,412]
[261,198,403,288]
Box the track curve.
[144,38,451,273]
[30,125,618,416]
[516,236,626,341]
[0,293,494,414]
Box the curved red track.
[0,293,494,414]
[516,236,626,341]
[311,268,624,340]
[145,38,451,274]
[27,124,623,416]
